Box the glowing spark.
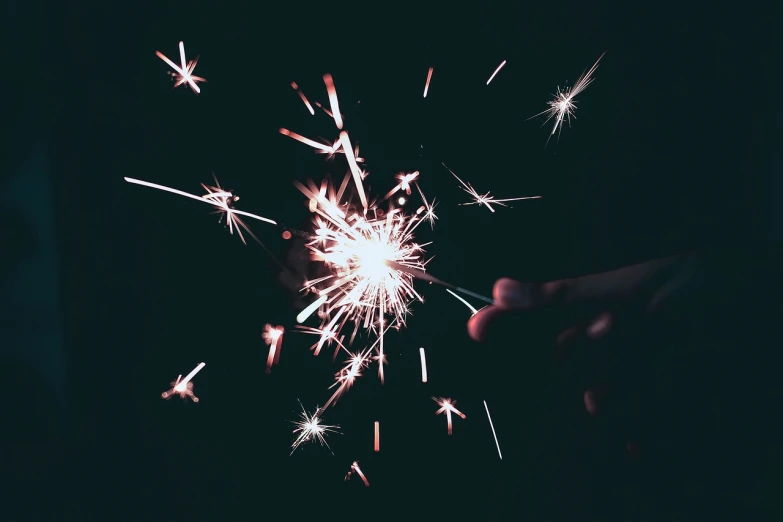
[345,461,370,487]
[262,324,284,374]
[279,128,335,153]
[383,171,419,200]
[314,100,333,117]
[290,401,340,455]
[433,397,466,435]
[323,73,343,129]
[297,294,328,323]
[446,289,478,315]
[124,177,277,245]
[295,320,348,357]
[155,41,206,94]
[338,131,368,209]
[487,60,507,85]
[441,162,541,213]
[530,52,605,143]
[161,362,206,402]
[484,400,502,460]
[419,347,428,383]
[423,67,434,97]
[374,421,380,452]
[290,81,315,115]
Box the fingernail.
[587,313,612,339]
[494,278,534,307]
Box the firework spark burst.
[433,397,466,435]
[441,162,541,212]
[155,41,206,94]
[161,362,206,402]
[530,52,605,143]
[262,324,285,373]
[290,400,340,455]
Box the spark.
[290,400,340,455]
[262,324,284,374]
[446,289,478,315]
[433,396,466,435]
[155,41,206,94]
[295,322,348,357]
[296,294,328,324]
[161,362,206,402]
[530,52,605,143]
[383,171,420,200]
[374,421,380,452]
[323,73,343,129]
[279,128,336,154]
[124,176,277,245]
[290,81,315,115]
[487,60,507,85]
[441,162,541,213]
[345,461,370,487]
[483,400,502,460]
[419,347,428,383]
[423,67,434,97]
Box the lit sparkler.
[442,162,542,213]
[530,52,605,143]
[155,41,206,94]
[345,461,370,487]
[161,362,206,402]
[290,400,340,455]
[262,324,284,374]
[433,396,466,435]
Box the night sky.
[5,1,780,520]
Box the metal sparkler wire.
[385,260,495,305]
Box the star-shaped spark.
[161,362,206,402]
[442,162,541,213]
[433,396,466,435]
[290,401,340,455]
[155,41,206,94]
[529,52,605,143]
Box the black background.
[5,0,780,520]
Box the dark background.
[3,0,780,520]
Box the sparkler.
[433,397,466,435]
[487,60,507,85]
[290,400,340,455]
[161,362,206,402]
[423,67,434,97]
[155,41,206,94]
[345,461,370,487]
[483,400,502,460]
[262,324,284,374]
[441,162,542,213]
[529,52,605,143]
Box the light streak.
[442,162,542,213]
[529,52,605,143]
[433,397,466,435]
[419,347,428,383]
[296,294,328,323]
[155,41,206,94]
[279,128,335,153]
[423,67,434,97]
[446,289,478,315]
[323,73,343,129]
[262,324,284,374]
[161,362,206,402]
[487,60,507,85]
[345,461,370,487]
[290,81,315,115]
[483,400,502,460]
[290,400,340,455]
[374,421,380,452]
